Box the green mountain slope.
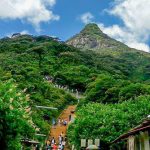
[67,23,150,81]
[0,24,150,149]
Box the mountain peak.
[81,23,103,35]
[66,23,127,51]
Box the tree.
[119,83,150,102]
[32,46,46,68]
[0,80,34,149]
[85,74,116,103]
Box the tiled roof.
[112,119,150,143]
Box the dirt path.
[48,105,76,150]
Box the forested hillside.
[66,24,150,149]
[0,24,150,149]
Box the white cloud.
[110,0,150,34]
[127,42,150,52]
[98,0,150,52]
[80,12,94,24]
[98,23,150,52]
[20,30,30,35]
[0,0,60,31]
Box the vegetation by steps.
[0,80,34,149]
[68,96,150,150]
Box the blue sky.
[0,0,150,52]
[0,0,113,40]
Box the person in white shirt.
[62,141,66,150]
[58,135,62,144]
[58,144,63,150]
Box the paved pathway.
[48,105,76,150]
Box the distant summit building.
[11,33,21,38]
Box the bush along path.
[46,105,76,150]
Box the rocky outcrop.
[66,23,127,51]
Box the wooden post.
[128,136,135,150]
[88,139,93,146]
[144,131,150,150]
[81,139,86,148]
[95,139,100,148]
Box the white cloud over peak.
[80,12,94,24]
[99,0,150,52]
[0,0,60,31]
[98,24,150,52]
[20,30,30,35]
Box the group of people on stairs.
[46,108,75,150]
[46,132,67,150]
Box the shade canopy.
[86,145,98,150]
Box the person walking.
[46,140,50,146]
[51,137,55,145]
[58,135,62,144]
[69,114,72,122]
[52,118,56,128]
[64,120,68,126]
[46,140,51,150]
[46,144,51,150]
[58,144,63,150]
[62,140,66,150]
[61,132,64,141]
[52,143,57,150]
[63,120,66,126]
[64,136,67,142]
[61,119,64,126]
[58,118,61,126]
